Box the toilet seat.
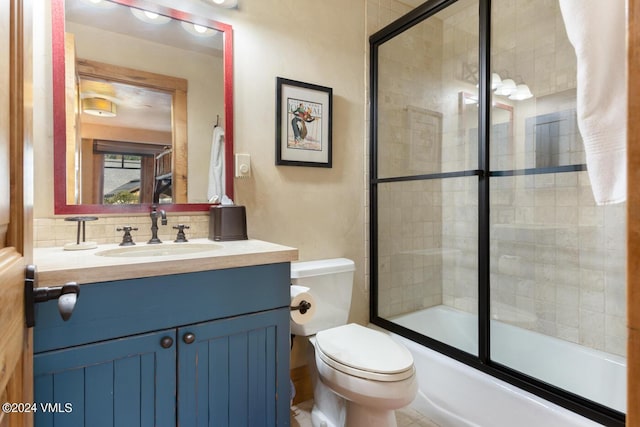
[315,323,414,382]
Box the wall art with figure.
[276,77,332,167]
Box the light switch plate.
[235,153,251,178]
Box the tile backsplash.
[34,214,210,248]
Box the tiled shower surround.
[375,0,626,357]
[489,173,626,355]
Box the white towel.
[207,126,225,203]
[559,0,627,205]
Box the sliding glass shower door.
[373,0,480,355]
[370,0,626,425]
[487,0,627,413]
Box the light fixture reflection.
[491,73,502,90]
[82,98,117,117]
[490,72,534,100]
[202,0,238,8]
[508,84,534,100]
[494,78,516,96]
[130,7,171,25]
[180,21,218,38]
[80,0,118,8]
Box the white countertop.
[34,238,298,287]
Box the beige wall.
[224,1,366,323]
[33,0,52,220]
[33,0,368,329]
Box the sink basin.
[95,243,222,258]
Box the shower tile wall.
[376,11,444,318]
[375,0,626,357]
[377,1,482,319]
[490,173,626,356]
[377,180,443,316]
[376,22,443,179]
[487,0,627,357]
[439,3,480,315]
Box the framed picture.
[276,77,332,167]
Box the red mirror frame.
[52,0,234,214]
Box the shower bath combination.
[369,0,626,426]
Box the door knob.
[183,332,195,344]
[160,336,174,348]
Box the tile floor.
[290,399,440,427]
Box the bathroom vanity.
[32,239,297,427]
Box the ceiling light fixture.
[82,98,117,117]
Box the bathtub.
[372,305,626,427]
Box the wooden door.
[0,251,29,427]
[0,0,34,426]
[630,1,640,425]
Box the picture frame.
[276,77,332,167]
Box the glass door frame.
[368,0,624,425]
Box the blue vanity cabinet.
[33,263,292,427]
[178,309,287,426]
[34,328,177,427]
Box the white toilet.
[291,258,417,427]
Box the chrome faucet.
[148,204,167,244]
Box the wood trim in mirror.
[76,59,189,204]
[52,0,234,214]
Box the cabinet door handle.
[25,265,81,328]
[183,333,195,344]
[160,336,174,349]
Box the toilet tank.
[290,258,355,336]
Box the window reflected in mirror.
[86,140,172,205]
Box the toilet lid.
[315,323,414,381]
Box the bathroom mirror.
[52,0,234,214]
